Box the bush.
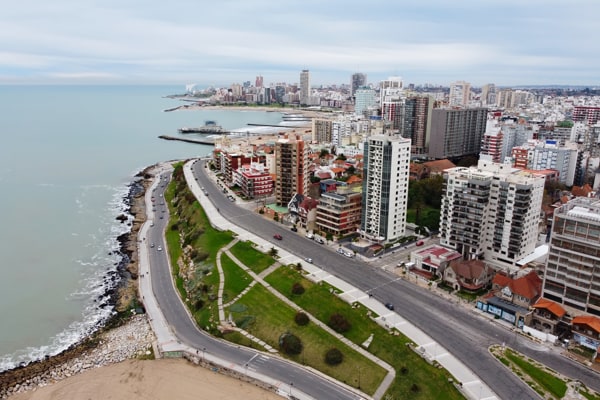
[328,313,351,333]
[294,311,309,326]
[324,348,343,365]
[291,282,305,295]
[279,332,303,355]
[411,383,420,393]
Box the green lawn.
[504,349,567,398]
[221,252,253,302]
[265,266,463,399]
[229,240,276,274]
[225,283,387,394]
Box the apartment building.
[440,160,545,273]
[274,135,309,207]
[359,134,411,243]
[316,184,362,237]
[543,197,600,317]
[232,162,273,199]
[429,107,488,159]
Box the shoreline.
[0,165,155,398]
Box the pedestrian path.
[183,160,500,400]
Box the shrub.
[294,311,309,326]
[411,383,420,393]
[328,313,351,333]
[400,366,408,375]
[279,333,303,355]
[324,348,343,365]
[291,282,305,295]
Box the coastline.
[0,165,154,398]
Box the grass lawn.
[226,283,387,395]
[265,266,463,399]
[504,348,567,398]
[229,240,276,274]
[221,252,253,303]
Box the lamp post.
[289,382,293,397]
[202,347,206,363]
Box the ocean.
[0,85,284,371]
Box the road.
[145,168,363,400]
[191,159,600,400]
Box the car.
[305,232,314,239]
[150,222,154,227]
[291,226,298,232]
[160,215,163,219]
[304,257,313,263]
[157,246,162,251]
[416,240,425,246]
[385,303,394,311]
[150,243,155,248]
[337,248,344,254]
[273,234,282,240]
[315,237,325,244]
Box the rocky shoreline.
[0,165,157,399]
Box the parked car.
[291,226,298,232]
[416,240,425,246]
[273,234,282,240]
[304,257,313,263]
[314,237,325,244]
[385,303,394,311]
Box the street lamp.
[202,347,206,362]
[289,382,293,396]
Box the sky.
[2,0,599,88]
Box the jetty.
[158,135,215,145]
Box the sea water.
[0,85,284,371]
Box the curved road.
[145,169,363,400]
[190,159,600,400]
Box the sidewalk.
[184,160,500,400]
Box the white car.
[157,246,162,251]
[304,257,313,263]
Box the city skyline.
[2,0,600,87]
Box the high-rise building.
[351,73,367,97]
[440,160,545,273]
[379,76,403,105]
[354,87,377,117]
[543,197,600,317]
[402,95,433,156]
[449,80,471,107]
[510,140,579,186]
[255,75,263,88]
[573,106,600,125]
[274,134,309,206]
[316,184,363,237]
[300,69,310,106]
[429,107,488,159]
[481,84,497,106]
[359,134,411,243]
[312,119,333,143]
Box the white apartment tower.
[449,80,471,107]
[360,134,411,244]
[440,160,545,273]
[300,69,310,106]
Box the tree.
[328,313,351,333]
[324,348,343,365]
[319,149,330,158]
[279,332,303,355]
[268,247,278,257]
[291,282,305,295]
[294,311,309,326]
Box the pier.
[158,135,215,145]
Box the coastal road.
[145,168,364,400]
[191,159,600,400]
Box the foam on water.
[0,182,134,372]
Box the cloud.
[1,0,599,85]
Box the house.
[530,297,569,337]
[411,245,461,278]
[422,159,456,177]
[572,315,600,353]
[443,258,493,292]
[477,270,543,328]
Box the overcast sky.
[2,0,599,87]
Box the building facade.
[543,197,600,317]
[233,162,273,199]
[440,160,545,272]
[315,185,362,237]
[449,80,471,107]
[274,135,309,206]
[428,107,488,159]
[359,134,411,243]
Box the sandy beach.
[9,358,282,400]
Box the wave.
[0,180,137,373]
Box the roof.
[486,295,530,315]
[572,184,593,198]
[492,270,542,300]
[346,175,362,184]
[532,298,566,318]
[449,259,486,280]
[423,159,456,174]
[572,315,600,334]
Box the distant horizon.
[3,2,600,88]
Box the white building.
[449,80,471,107]
[359,134,411,243]
[300,69,310,106]
[354,88,377,117]
[440,160,545,273]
